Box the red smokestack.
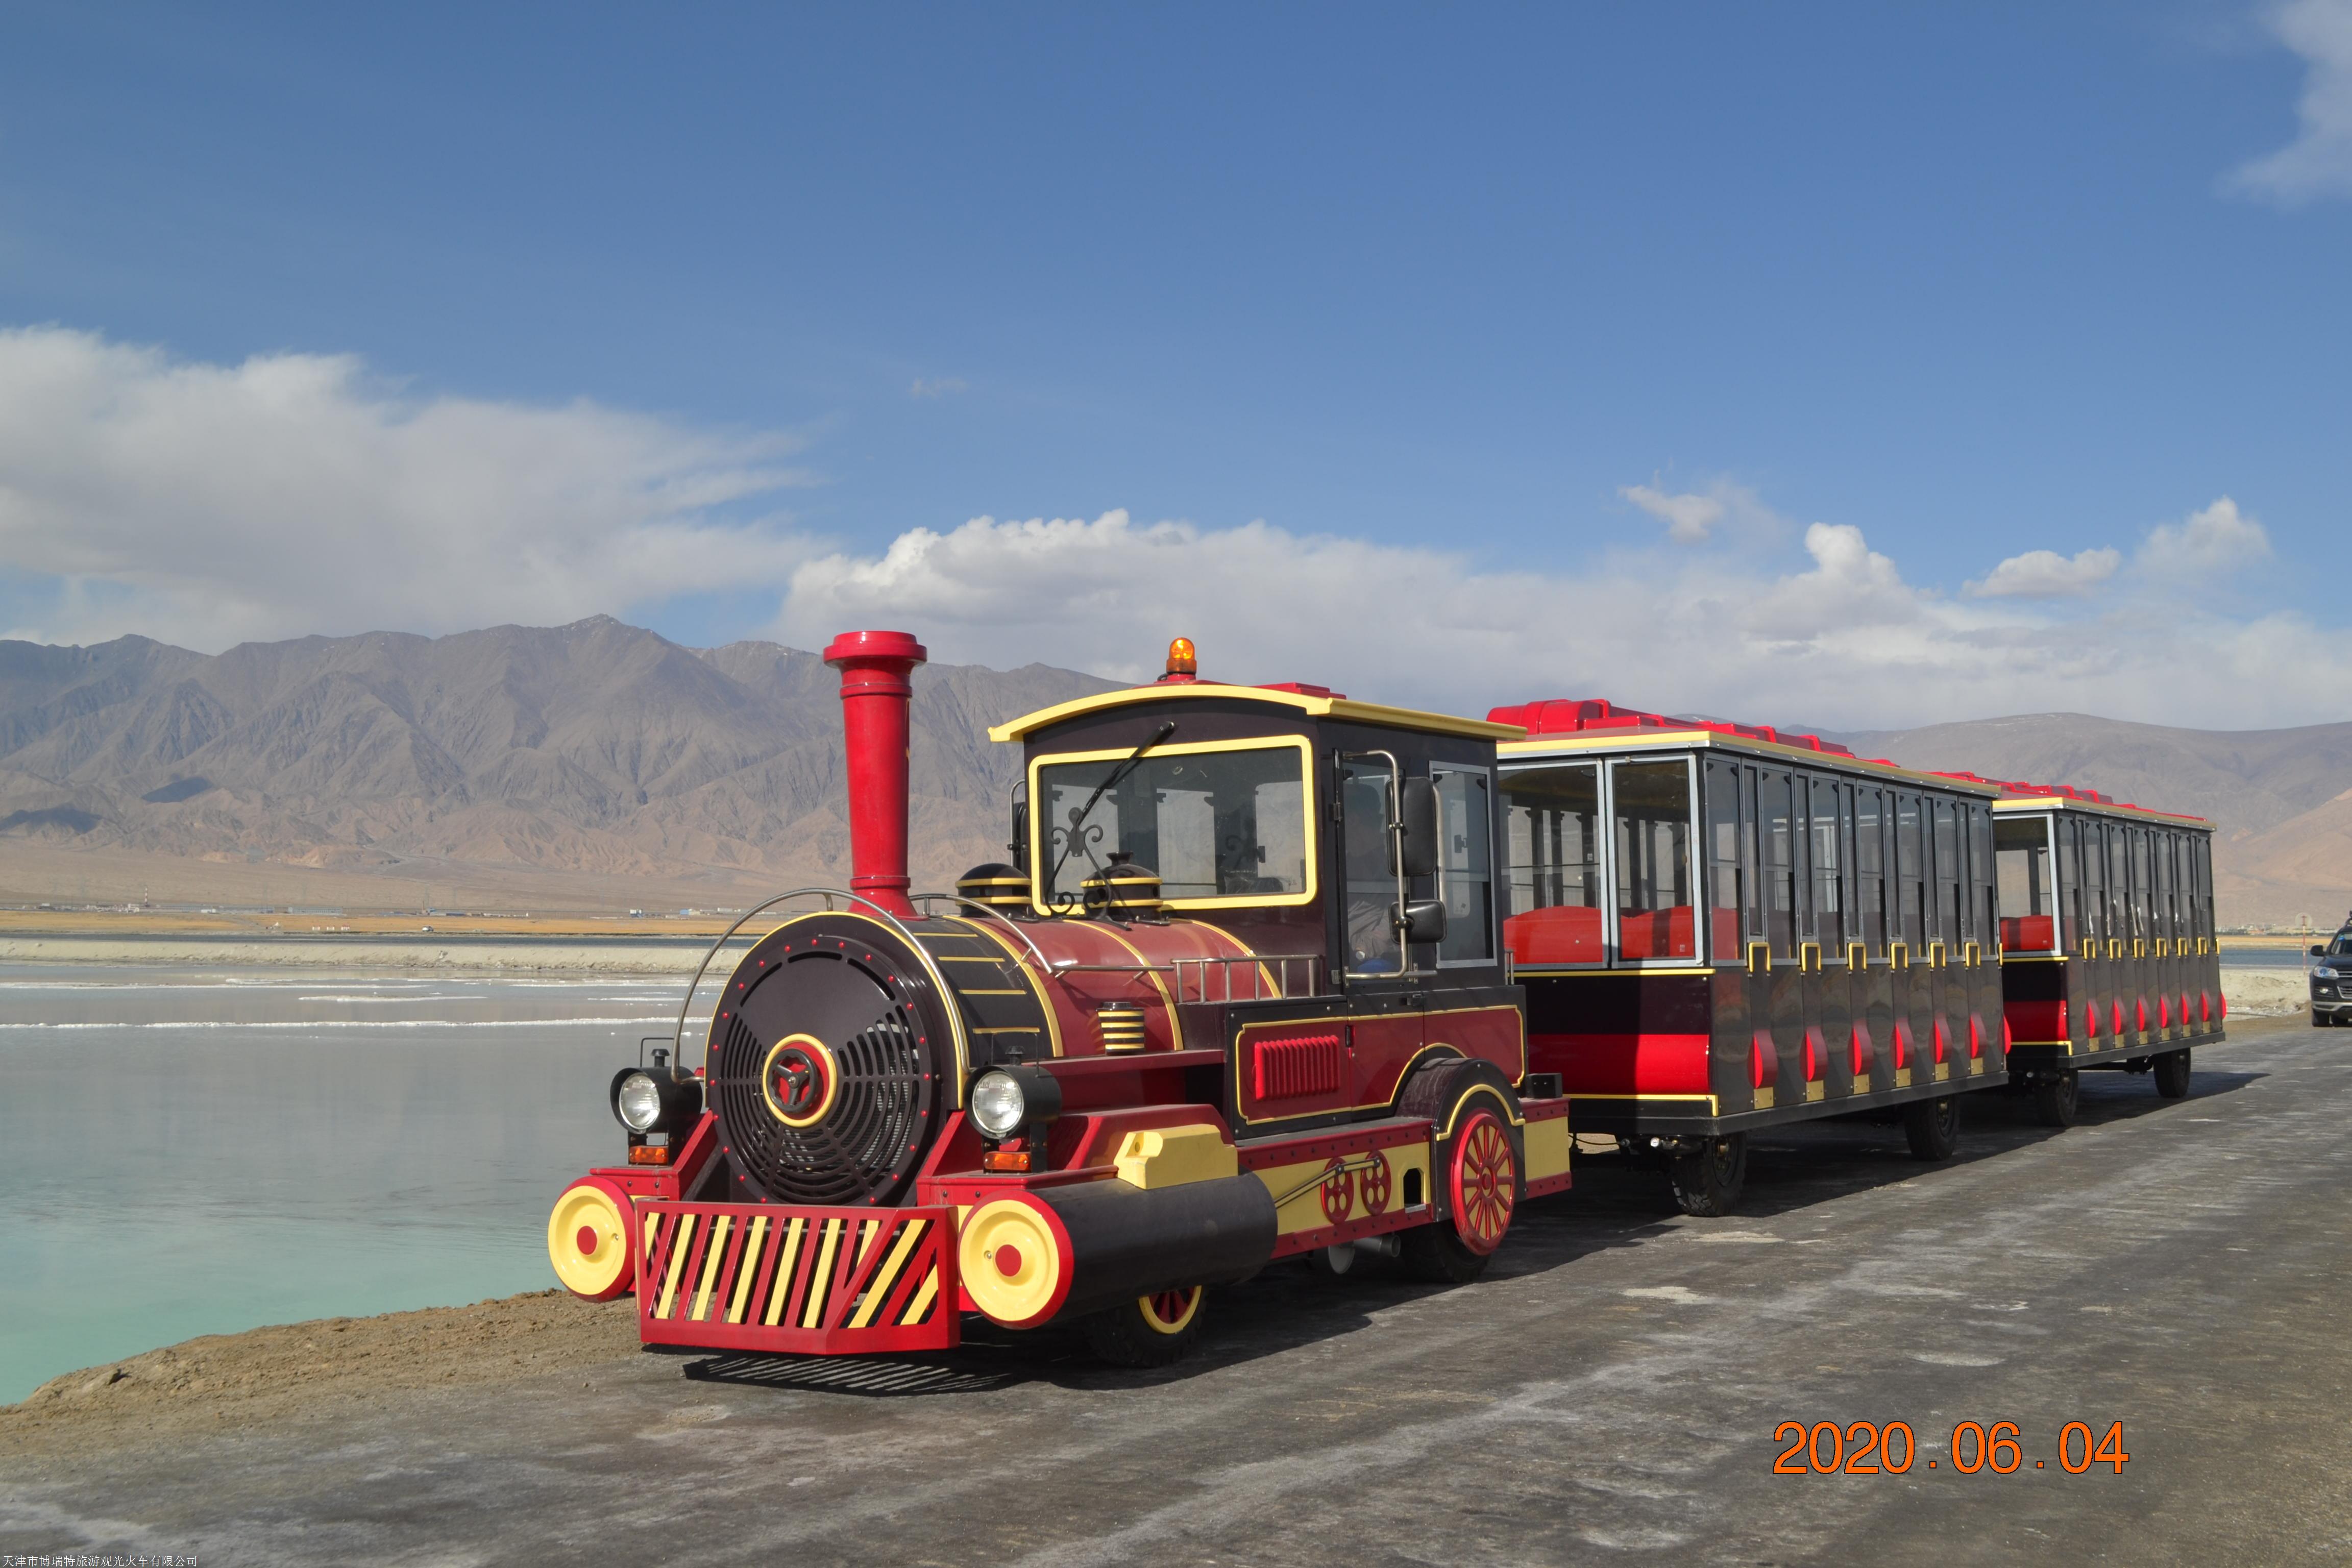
[823,629,928,918]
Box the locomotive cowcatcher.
[547,630,1572,1364]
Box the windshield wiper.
[1043,720,1177,906]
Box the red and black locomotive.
[548,631,1570,1365]
[547,630,2221,1364]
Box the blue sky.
[1,3,2347,727]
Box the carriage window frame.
[1608,752,1705,969]
[1498,759,1607,970]
[1431,764,1497,969]
[1024,734,1319,913]
[1500,750,1705,969]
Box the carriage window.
[2155,831,2176,942]
[1434,769,1493,965]
[1613,758,1697,961]
[2056,816,2082,951]
[2117,827,2136,949]
[1996,816,2055,952]
[1931,799,1960,946]
[1855,786,1886,958]
[1762,770,1797,960]
[1035,741,1310,908]
[1896,793,1925,950]
[1810,777,1845,952]
[1501,764,1603,966]
[1705,757,1743,961]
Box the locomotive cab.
[548,634,1572,1366]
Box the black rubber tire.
[2314,1012,2332,1028]
[1081,1287,1205,1367]
[1398,1220,1491,1284]
[2031,1069,2080,1129]
[1665,1134,1748,1217]
[1904,1093,1963,1159]
[2153,1048,2192,1099]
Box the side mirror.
[2312,944,2328,958]
[1395,898,1448,945]
[1395,777,1439,879]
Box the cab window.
[1034,741,1310,908]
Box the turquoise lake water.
[0,964,689,1404]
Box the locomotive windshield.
[1033,739,1313,908]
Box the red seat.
[1999,915,2055,951]
[1619,905,1697,960]
[1504,904,1603,964]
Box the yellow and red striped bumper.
[636,1200,961,1355]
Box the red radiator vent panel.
[1253,1033,1345,1100]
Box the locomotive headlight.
[614,1070,664,1132]
[969,1065,1064,1141]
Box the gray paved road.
[7,1014,2349,1565]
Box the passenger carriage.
[1484,699,2007,1216]
[547,633,1572,1366]
[1974,779,2222,1120]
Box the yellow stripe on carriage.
[725,1217,768,1325]
[656,1214,696,1319]
[803,1218,844,1329]
[762,1217,807,1327]
[849,1220,928,1330]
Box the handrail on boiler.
[659,887,963,1076]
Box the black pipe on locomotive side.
[1032,1174,1277,1322]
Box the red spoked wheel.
[1357,1150,1393,1216]
[1143,1286,1203,1334]
[1083,1284,1207,1367]
[1318,1158,1356,1226]
[1449,1111,1517,1256]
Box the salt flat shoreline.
[0,933,713,974]
[0,933,2314,1008]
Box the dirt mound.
[1,1289,638,1461]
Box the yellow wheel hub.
[959,1198,1066,1328]
[547,1181,633,1300]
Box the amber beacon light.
[1160,636,1198,682]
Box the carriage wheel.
[2153,1048,2192,1099]
[1082,1285,1206,1367]
[1907,1092,1965,1156]
[1666,1133,1749,1216]
[2030,1070,2079,1130]
[1358,1150,1394,1216]
[1318,1158,1356,1227]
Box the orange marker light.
[1164,637,1197,678]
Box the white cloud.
[777,503,2338,731]
[0,326,817,650]
[910,377,969,399]
[1966,546,2123,599]
[2137,496,2271,577]
[1621,483,1723,543]
[2228,0,2352,204]
[1619,478,1778,544]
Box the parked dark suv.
[2311,923,2352,1025]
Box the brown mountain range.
[1847,713,2352,928]
[0,620,2340,924]
[0,618,1113,912]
